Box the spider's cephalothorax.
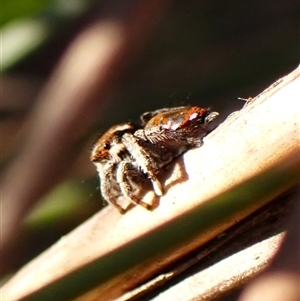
[91,106,219,213]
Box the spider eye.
[103,143,110,150]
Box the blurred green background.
[1,0,299,277]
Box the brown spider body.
[91,106,219,213]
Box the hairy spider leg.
[116,161,152,210]
[99,161,126,214]
[121,133,164,196]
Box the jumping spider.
[91,106,219,213]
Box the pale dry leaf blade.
[1,67,299,301]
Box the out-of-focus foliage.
[1,0,94,72]
[1,0,51,26]
[24,180,96,229]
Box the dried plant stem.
[2,66,299,301]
